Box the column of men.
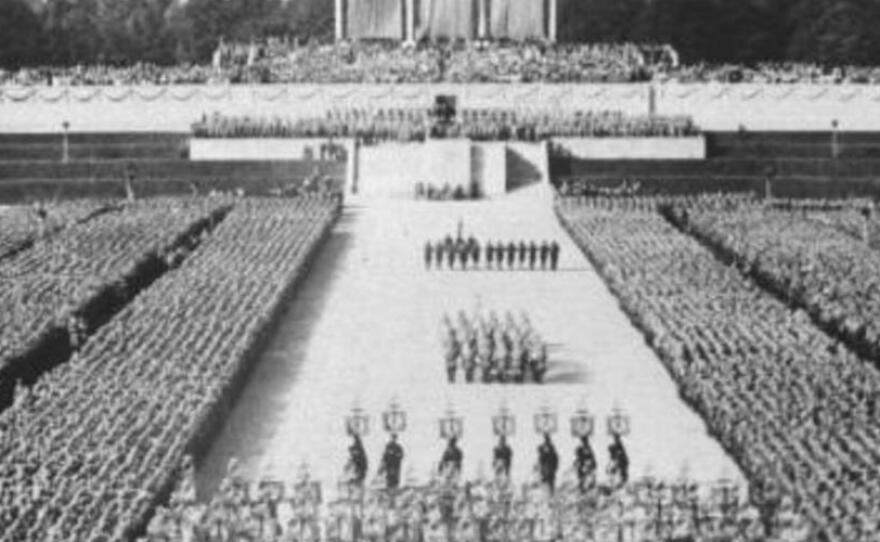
[424,236,561,271]
[440,310,548,384]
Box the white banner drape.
[348,0,404,39]
[418,0,475,39]
[490,0,544,40]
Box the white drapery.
[489,0,545,40]
[348,0,404,39]
[418,0,476,39]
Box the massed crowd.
[0,198,230,385]
[141,461,800,542]
[557,195,880,541]
[9,37,880,86]
[191,109,698,143]
[677,204,880,363]
[0,196,340,542]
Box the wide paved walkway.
[197,189,743,496]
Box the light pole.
[61,121,70,163]
[831,119,840,188]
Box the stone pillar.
[478,0,488,39]
[406,0,416,42]
[548,0,558,42]
[335,0,345,41]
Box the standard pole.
[406,0,416,42]
[335,0,344,41]
[61,121,70,163]
[478,0,488,39]
[548,0,558,42]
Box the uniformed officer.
[445,337,460,383]
[486,241,495,269]
[470,238,481,269]
[538,434,559,493]
[435,241,445,270]
[508,342,525,384]
[439,437,463,479]
[574,436,596,493]
[493,436,513,479]
[462,340,477,383]
[529,343,548,384]
[458,238,470,270]
[348,433,369,487]
[518,241,527,268]
[549,241,561,271]
[608,434,629,487]
[447,238,456,269]
[506,241,516,269]
[528,242,538,270]
[539,242,549,270]
[494,241,505,269]
[424,241,434,270]
[380,434,404,490]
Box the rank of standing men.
[440,310,549,384]
[425,235,561,271]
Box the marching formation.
[440,310,549,384]
[424,237,561,272]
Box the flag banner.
[419,0,476,39]
[490,0,544,40]
[349,0,404,39]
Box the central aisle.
[197,192,743,496]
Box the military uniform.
[493,437,513,478]
[574,437,597,492]
[380,437,404,490]
[348,435,369,487]
[447,239,456,269]
[506,242,516,269]
[424,242,434,270]
[538,435,559,492]
[439,438,463,478]
[470,239,481,269]
[435,242,445,270]
[608,435,629,486]
[458,239,469,270]
[539,242,549,270]
[528,242,538,270]
[530,343,548,383]
[549,241,560,271]
[461,340,477,383]
[494,242,505,269]
[485,242,495,269]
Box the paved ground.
[196,188,743,498]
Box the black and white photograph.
[0,0,879,540]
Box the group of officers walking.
[424,236,562,271]
[346,429,630,494]
[440,310,548,384]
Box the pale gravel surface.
[197,189,743,497]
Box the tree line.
[1,0,879,68]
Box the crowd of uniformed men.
[440,310,549,384]
[424,236,561,271]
